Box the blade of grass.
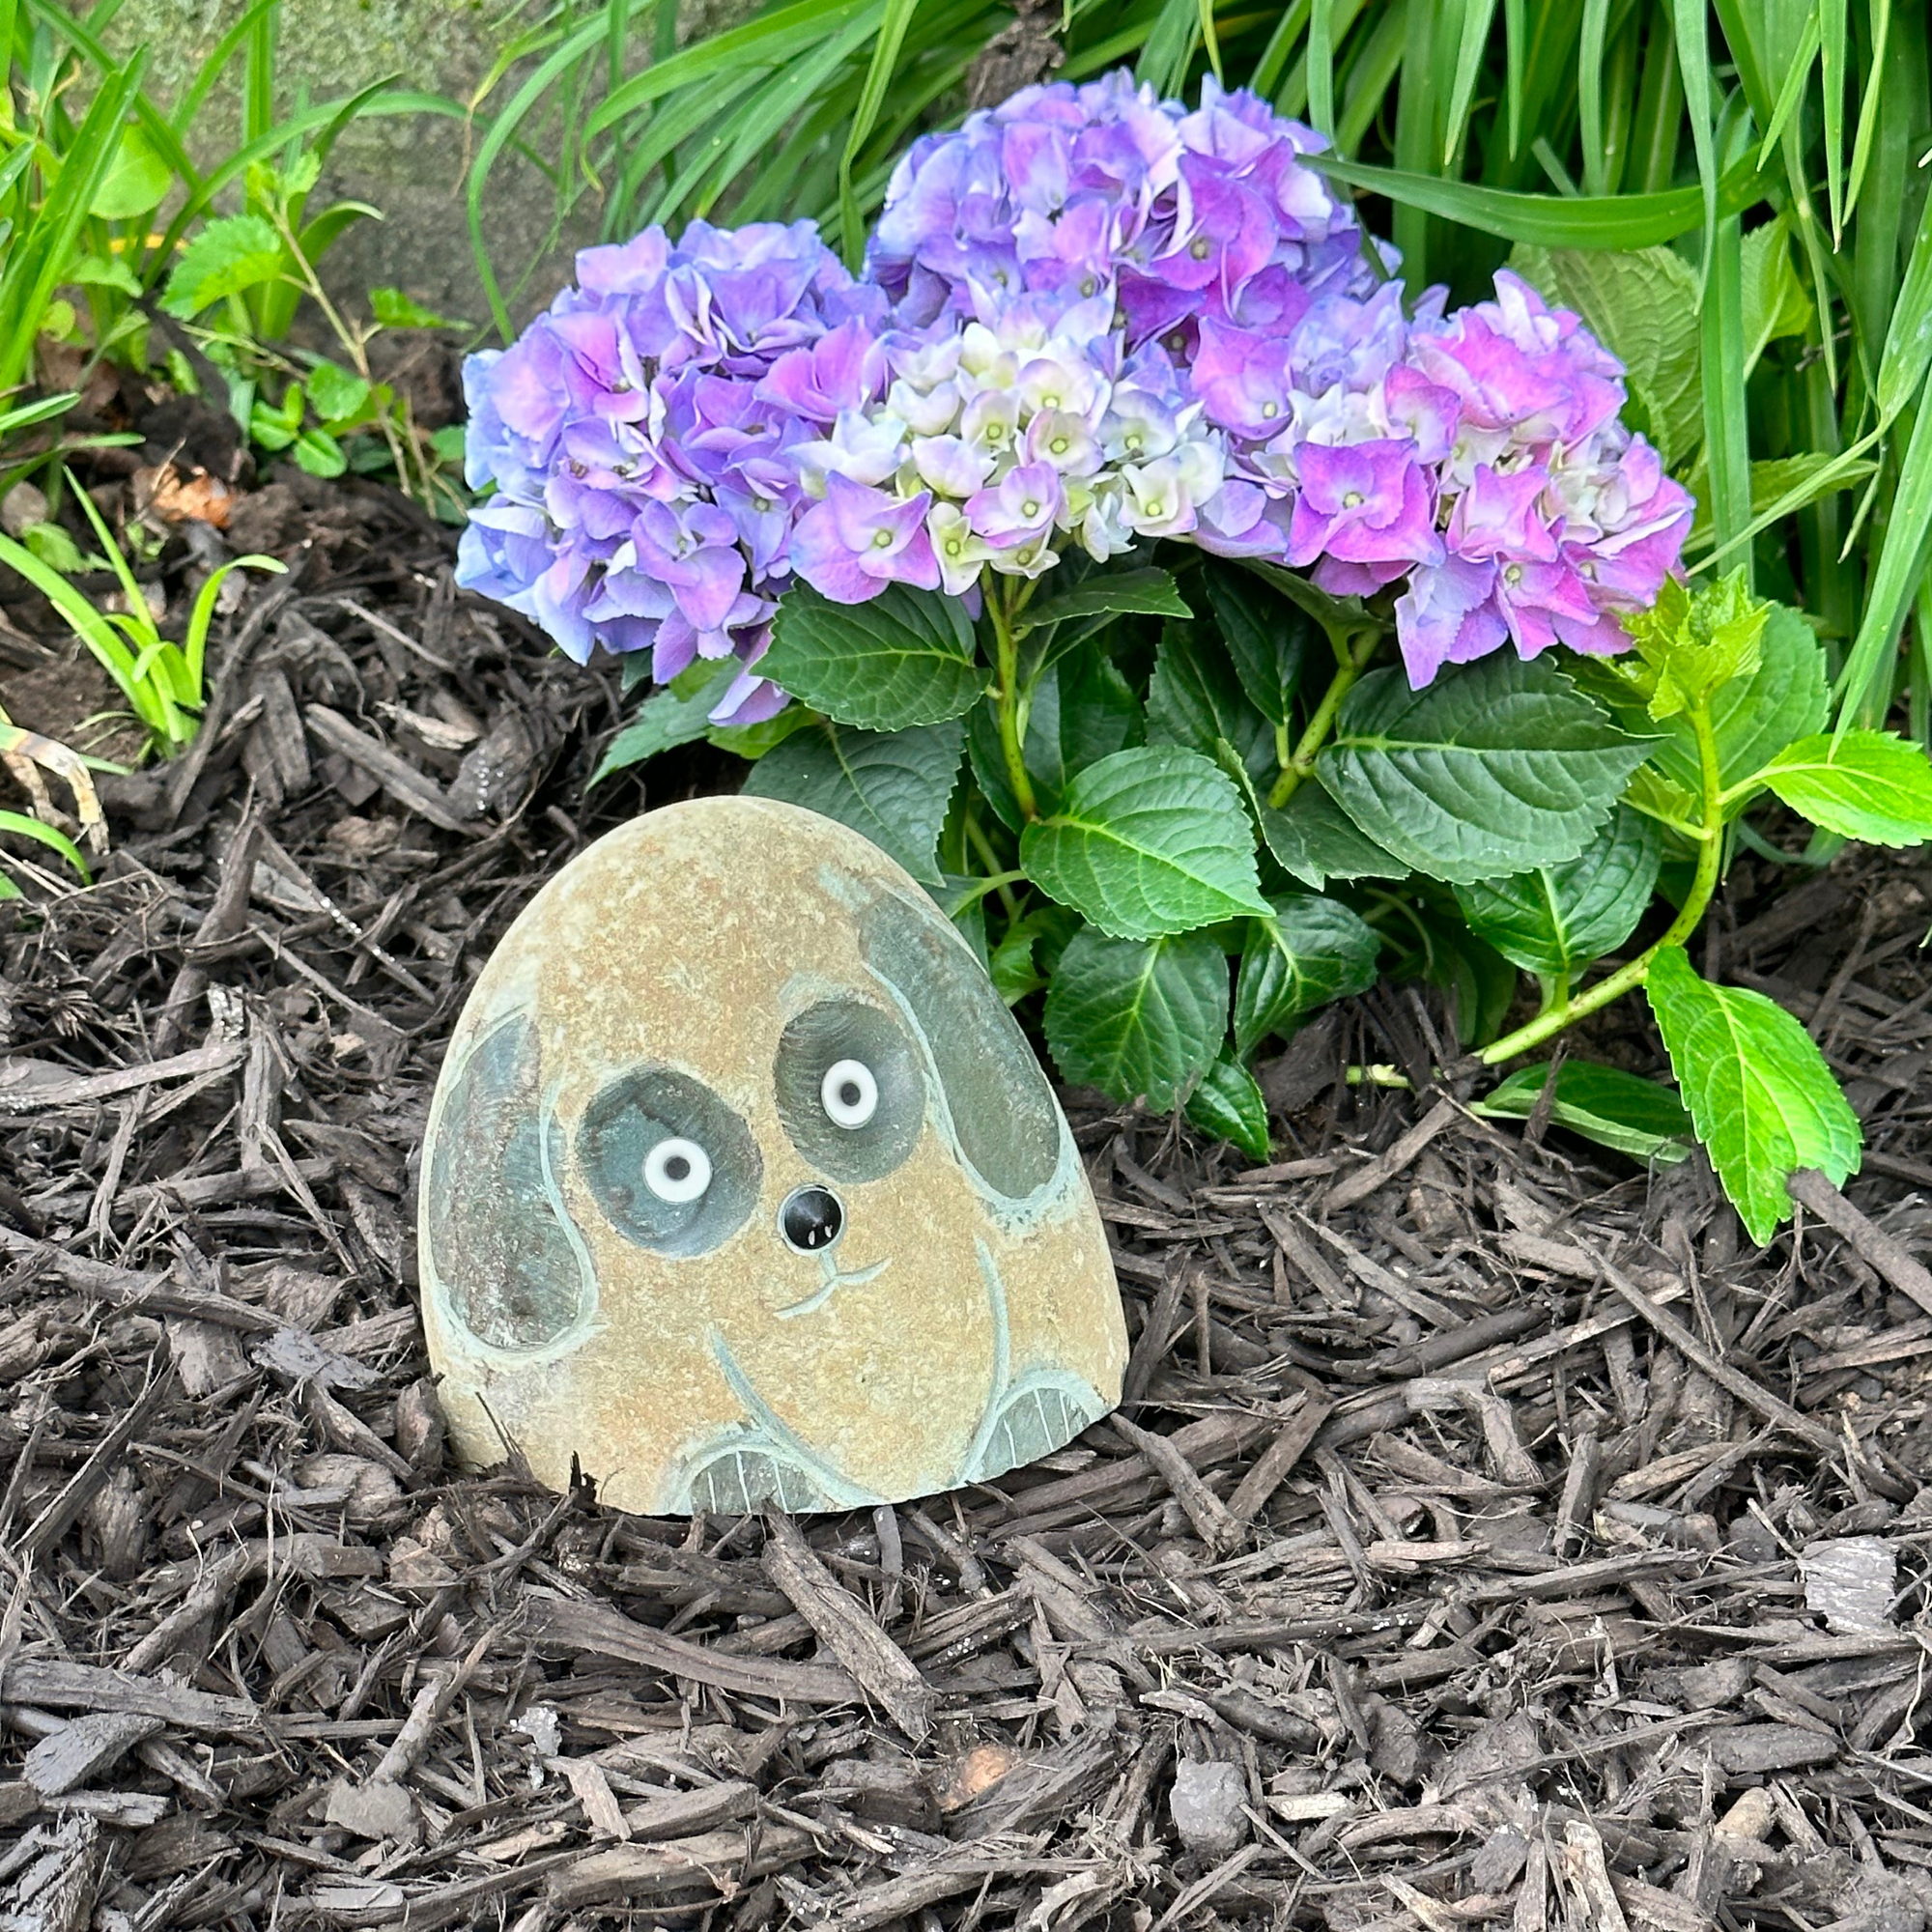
[1391,0,1446,287]
[1250,0,1311,101]
[1502,0,1524,158]
[1442,0,1496,166]
[1337,0,1410,158]
[1138,0,1201,97]
[1309,0,1336,138]
[1629,6,1682,192]
[0,52,143,393]
[1577,0,1610,197]
[0,533,150,731]
[0,810,90,884]
[242,0,275,148]
[1835,398,1932,728]
[1308,148,1764,248]
[1670,0,1718,289]
[1877,159,1932,423]
[1198,0,1226,85]
[1756,5,1820,168]
[838,0,918,267]
[1850,2,1918,384]
[1700,213,1753,585]
[1820,0,1846,242]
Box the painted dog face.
[418,795,1125,1514]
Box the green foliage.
[1043,928,1228,1112]
[1235,895,1382,1058]
[1753,731,1932,845]
[1319,655,1650,883]
[1472,1062,1691,1164]
[1018,745,1273,939]
[1452,806,1662,981]
[1184,1053,1272,1160]
[741,716,964,883]
[1645,947,1861,1244]
[0,479,283,756]
[761,582,985,730]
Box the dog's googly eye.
[820,1059,878,1129]
[643,1137,711,1203]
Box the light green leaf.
[161,213,286,317]
[0,809,91,883]
[1623,572,1768,720]
[1578,602,1827,807]
[1185,1053,1271,1160]
[1319,654,1650,885]
[1021,566,1190,630]
[1021,745,1273,940]
[370,286,460,328]
[1511,242,1703,467]
[1452,805,1662,979]
[1147,619,1274,782]
[293,429,347,477]
[742,717,964,884]
[1043,926,1229,1110]
[590,663,740,786]
[1235,894,1382,1057]
[1645,947,1861,1244]
[1201,564,1309,727]
[90,124,174,219]
[970,645,1143,830]
[760,581,985,731]
[1755,730,1932,846]
[306,359,373,425]
[1738,216,1810,375]
[1473,1060,1691,1163]
[64,253,143,296]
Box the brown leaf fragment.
[759,1516,933,1740]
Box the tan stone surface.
[418,796,1126,1514]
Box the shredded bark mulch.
[6,470,1932,1932]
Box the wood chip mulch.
[6,476,1932,1932]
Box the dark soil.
[6,461,1932,1932]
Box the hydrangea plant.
[459,72,1932,1247]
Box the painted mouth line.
[776,1257,891,1319]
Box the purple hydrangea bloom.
[456,217,882,724]
[463,74,1692,719]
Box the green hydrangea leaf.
[760,582,985,732]
[1474,1060,1692,1164]
[1185,1052,1272,1160]
[1021,745,1273,939]
[1043,926,1229,1110]
[969,644,1143,829]
[1644,946,1861,1244]
[1201,562,1309,726]
[1452,804,1662,979]
[1319,654,1649,884]
[1147,618,1274,782]
[742,718,964,884]
[1755,730,1932,846]
[1234,894,1382,1057]
[590,663,739,785]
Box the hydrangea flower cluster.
[457,218,889,725]
[458,72,1691,709]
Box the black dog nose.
[781,1185,843,1253]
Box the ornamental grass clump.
[457,71,1932,1250]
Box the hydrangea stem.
[1478,699,1725,1067]
[1267,626,1379,810]
[986,581,1039,822]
